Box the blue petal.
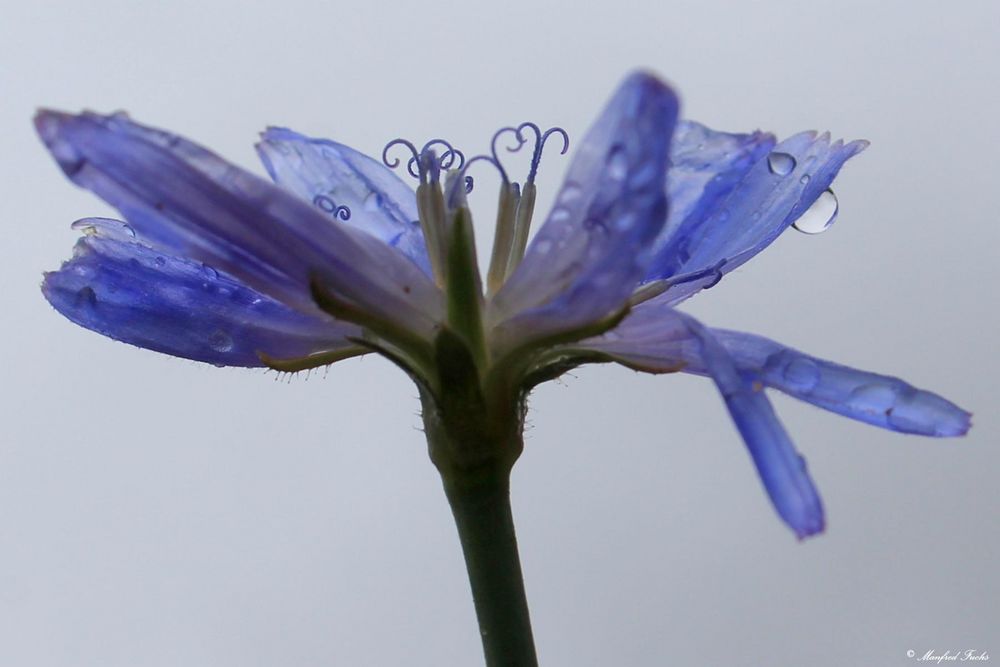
[256,128,431,275]
[489,72,679,352]
[42,233,357,367]
[646,128,867,303]
[35,110,444,340]
[647,120,776,277]
[652,316,825,538]
[575,307,825,536]
[578,302,971,437]
[688,319,825,538]
[711,330,972,437]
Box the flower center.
[381,123,569,296]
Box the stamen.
[448,154,509,209]
[312,194,352,221]
[382,138,420,173]
[515,122,569,184]
[383,137,469,187]
[421,139,466,170]
[489,126,520,184]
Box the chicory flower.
[37,70,970,665]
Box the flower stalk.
[441,461,537,667]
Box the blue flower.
[38,72,970,539]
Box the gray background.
[1,0,996,665]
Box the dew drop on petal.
[799,174,811,185]
[558,183,582,205]
[534,239,553,255]
[767,152,796,176]
[849,383,898,414]
[793,189,839,235]
[782,358,820,393]
[208,329,234,353]
[201,263,219,280]
[154,256,166,267]
[71,218,136,238]
[550,207,571,223]
[606,147,628,181]
[885,397,926,433]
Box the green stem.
[442,467,538,667]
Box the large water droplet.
[208,329,234,353]
[793,189,838,234]
[767,152,796,176]
[782,358,820,392]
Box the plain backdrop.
[1,1,996,665]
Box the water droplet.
[75,286,97,308]
[606,146,628,181]
[201,263,219,279]
[849,384,897,413]
[782,358,820,393]
[154,256,166,267]
[71,218,135,239]
[534,239,553,255]
[558,183,582,205]
[767,152,796,176]
[208,329,234,353]
[550,208,571,223]
[799,174,811,185]
[793,189,838,235]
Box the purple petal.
[647,120,777,278]
[682,315,826,538]
[580,302,971,437]
[256,128,430,275]
[577,306,825,536]
[648,129,867,303]
[42,233,356,367]
[490,72,679,352]
[711,330,972,437]
[35,110,443,340]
